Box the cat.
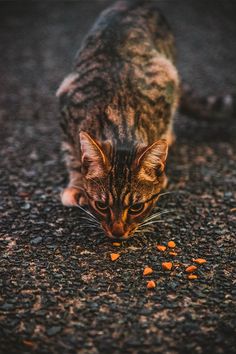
[56,0,235,240]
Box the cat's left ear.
[79,132,111,179]
[135,139,168,182]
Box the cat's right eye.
[129,202,145,215]
[95,201,109,212]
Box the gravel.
[0,1,236,353]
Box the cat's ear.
[136,139,168,182]
[79,132,110,179]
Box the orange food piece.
[143,267,153,276]
[110,253,120,261]
[185,265,197,273]
[188,274,198,280]
[156,245,166,252]
[169,252,177,256]
[192,258,207,264]
[112,242,121,247]
[23,340,35,347]
[147,280,156,289]
[167,241,176,248]
[162,262,173,271]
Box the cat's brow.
[123,192,131,207]
[131,192,159,205]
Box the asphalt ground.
[0,1,236,353]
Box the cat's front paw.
[60,187,87,207]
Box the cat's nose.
[110,221,126,238]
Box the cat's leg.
[60,142,87,207]
[61,171,87,207]
[162,124,175,189]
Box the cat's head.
[79,131,168,240]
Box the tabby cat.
[57,0,234,240]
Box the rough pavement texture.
[0,1,236,353]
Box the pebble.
[46,326,62,336]
[30,236,43,245]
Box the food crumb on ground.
[143,267,153,276]
[192,258,207,264]
[110,253,120,261]
[167,241,176,248]
[185,265,197,273]
[162,262,173,271]
[188,274,198,280]
[147,280,156,289]
[156,245,166,252]
[112,242,121,247]
[169,252,177,256]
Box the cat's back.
[57,0,179,144]
[75,0,175,68]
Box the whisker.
[134,229,153,235]
[142,210,172,223]
[157,191,176,198]
[76,204,100,224]
[78,219,100,227]
[78,218,100,228]
[140,220,165,227]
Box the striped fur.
[57,0,180,239]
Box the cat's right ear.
[79,132,111,179]
[135,139,168,182]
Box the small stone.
[21,203,31,210]
[1,303,14,310]
[46,326,62,336]
[30,236,43,245]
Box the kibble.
[192,258,206,264]
[110,253,120,261]
[157,245,166,252]
[188,274,198,280]
[147,280,156,289]
[185,265,197,273]
[143,267,153,276]
[162,262,173,271]
[167,241,176,248]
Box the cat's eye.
[129,203,145,214]
[95,201,109,212]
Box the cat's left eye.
[95,201,109,212]
[129,203,145,214]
